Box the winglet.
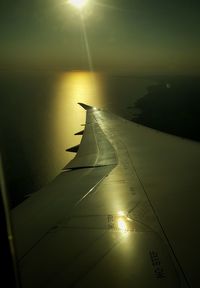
[78,103,93,110]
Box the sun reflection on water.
[51,71,104,169]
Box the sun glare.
[69,0,88,9]
[117,218,127,233]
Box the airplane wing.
[12,103,200,288]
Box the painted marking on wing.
[149,250,166,279]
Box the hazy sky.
[1,0,200,73]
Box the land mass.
[132,76,200,142]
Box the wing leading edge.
[12,103,200,287]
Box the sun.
[69,0,88,9]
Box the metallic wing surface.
[12,104,200,288]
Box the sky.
[1,0,200,74]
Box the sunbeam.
[80,14,94,72]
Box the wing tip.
[78,103,93,110]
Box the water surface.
[0,71,154,207]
